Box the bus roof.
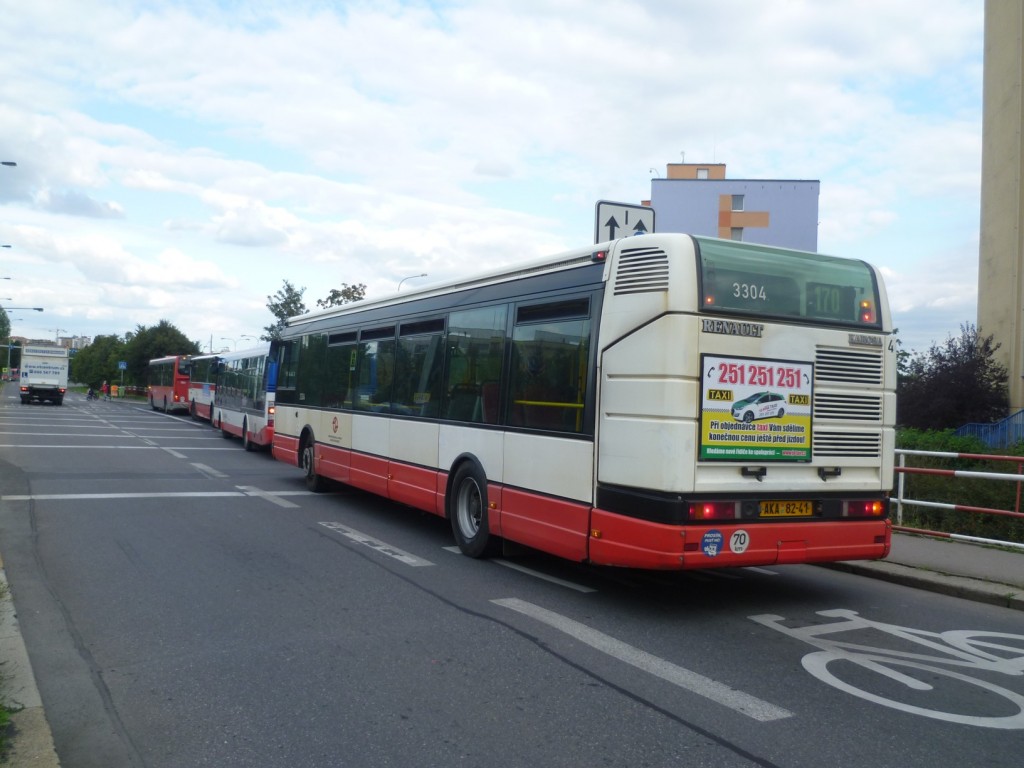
[284,237,622,328]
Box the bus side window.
[323,343,356,409]
[395,319,445,417]
[443,305,508,424]
[508,299,591,434]
[298,334,328,407]
[275,339,300,404]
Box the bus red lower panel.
[273,434,300,466]
[388,462,444,517]
[253,425,274,448]
[498,488,590,562]
[318,443,352,484]
[588,509,891,569]
[350,451,389,497]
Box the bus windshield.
[696,236,881,329]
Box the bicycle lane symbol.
[749,609,1024,729]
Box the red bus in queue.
[146,354,191,413]
[270,233,895,570]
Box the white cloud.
[0,0,984,352]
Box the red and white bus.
[146,354,191,413]
[212,343,277,451]
[187,353,219,421]
[271,233,895,570]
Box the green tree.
[897,323,1009,429]
[70,334,126,387]
[263,279,308,341]
[123,320,200,384]
[316,282,366,309]
[0,306,11,374]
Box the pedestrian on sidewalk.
[101,380,110,401]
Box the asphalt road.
[1,387,1022,767]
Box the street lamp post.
[220,337,237,351]
[397,273,428,291]
[240,334,258,347]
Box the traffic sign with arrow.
[594,200,655,243]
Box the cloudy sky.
[0,0,982,354]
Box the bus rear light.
[592,251,607,262]
[688,501,739,521]
[859,299,876,323]
[268,405,275,426]
[843,499,886,518]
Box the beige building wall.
[979,0,1024,411]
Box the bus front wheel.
[449,462,499,558]
[301,438,325,492]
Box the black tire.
[301,437,326,492]
[162,396,169,413]
[190,401,198,420]
[449,462,499,558]
[743,410,754,423]
[150,395,158,411]
[20,396,28,405]
[777,408,784,419]
[242,419,255,452]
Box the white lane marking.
[318,522,434,567]
[0,492,246,501]
[192,463,228,479]
[492,598,793,722]
[0,490,321,503]
[164,448,187,459]
[238,485,299,509]
[0,444,245,450]
[493,559,597,593]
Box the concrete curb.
[822,560,1024,612]
[0,562,60,767]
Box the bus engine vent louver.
[815,347,883,386]
[814,393,882,422]
[813,431,881,458]
[613,246,670,295]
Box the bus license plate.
[759,500,813,518]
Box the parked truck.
[19,345,69,405]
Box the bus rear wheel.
[449,462,499,558]
[242,420,255,452]
[301,438,325,492]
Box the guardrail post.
[896,452,905,526]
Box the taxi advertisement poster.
[699,354,813,461]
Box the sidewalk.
[827,530,1024,611]
[0,558,60,767]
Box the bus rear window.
[696,237,881,328]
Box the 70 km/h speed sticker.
[729,530,750,554]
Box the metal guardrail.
[894,448,1024,551]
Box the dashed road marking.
[319,521,434,566]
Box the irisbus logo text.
[701,319,765,338]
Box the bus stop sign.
[595,200,655,243]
